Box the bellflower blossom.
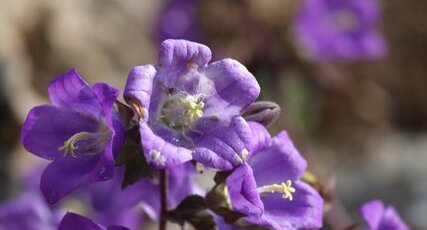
[293,0,386,60]
[89,163,200,223]
[21,69,125,204]
[224,122,323,230]
[155,0,200,42]
[58,212,129,230]
[124,39,260,169]
[0,192,63,230]
[359,200,409,230]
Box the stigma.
[58,130,111,158]
[257,180,296,201]
[159,91,204,131]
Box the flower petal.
[359,199,384,230]
[193,117,252,170]
[48,68,102,117]
[92,83,120,126]
[58,212,104,230]
[139,122,193,168]
[159,39,211,68]
[378,206,409,230]
[123,65,157,121]
[248,122,271,153]
[21,105,99,160]
[200,59,260,124]
[258,181,323,229]
[41,155,99,204]
[248,131,307,186]
[226,164,264,218]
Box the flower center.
[58,130,111,158]
[159,92,204,131]
[257,180,296,201]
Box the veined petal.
[201,59,260,123]
[248,131,307,186]
[139,122,193,168]
[259,181,323,229]
[41,156,99,204]
[193,117,252,170]
[21,105,99,160]
[226,164,264,218]
[48,68,102,117]
[92,83,120,126]
[159,39,211,68]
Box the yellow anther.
[160,92,205,131]
[257,180,296,201]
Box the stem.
[159,169,168,230]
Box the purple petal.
[123,65,157,121]
[201,59,260,123]
[21,105,99,160]
[48,68,102,117]
[94,210,142,230]
[58,212,104,230]
[360,200,384,230]
[226,164,264,217]
[248,131,307,186]
[139,122,193,168]
[247,122,271,153]
[41,156,99,204]
[259,181,323,229]
[378,206,409,230]
[92,83,120,126]
[193,117,252,170]
[158,39,211,68]
[0,192,61,230]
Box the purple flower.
[21,68,125,204]
[293,0,386,61]
[359,200,410,230]
[155,0,201,42]
[0,192,63,230]
[88,163,200,224]
[124,39,260,169]
[58,212,129,230]
[224,123,323,230]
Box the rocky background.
[0,0,426,229]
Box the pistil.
[257,180,296,201]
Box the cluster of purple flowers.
[8,39,405,229]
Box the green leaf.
[167,195,216,230]
[115,125,154,189]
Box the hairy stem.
[159,169,168,230]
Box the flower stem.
[159,169,168,230]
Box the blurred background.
[0,0,426,229]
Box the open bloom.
[293,0,386,60]
[359,200,409,230]
[155,0,201,42]
[21,69,125,204]
[88,162,201,224]
[224,122,323,229]
[124,39,260,169]
[58,212,129,230]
